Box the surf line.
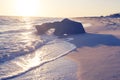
[1,46,76,80]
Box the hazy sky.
[0,0,120,17]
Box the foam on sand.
[0,39,76,80]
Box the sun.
[15,0,40,16]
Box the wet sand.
[66,46,120,80]
[65,18,120,80]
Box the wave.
[0,39,76,80]
[0,35,57,63]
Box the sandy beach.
[0,17,120,80]
[65,17,120,80]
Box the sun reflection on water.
[14,51,43,71]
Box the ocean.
[0,16,77,80]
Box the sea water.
[0,16,77,80]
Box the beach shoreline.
[0,17,120,80]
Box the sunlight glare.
[15,0,40,16]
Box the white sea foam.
[83,23,92,27]
[0,38,76,79]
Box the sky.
[0,0,120,17]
